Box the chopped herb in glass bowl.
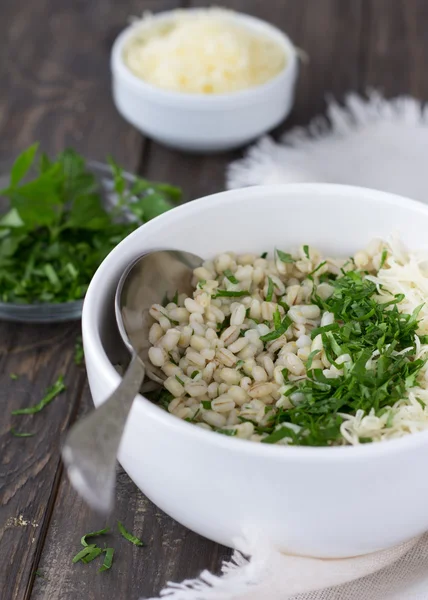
[0,144,181,322]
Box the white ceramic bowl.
[83,184,428,558]
[110,10,298,152]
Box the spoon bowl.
[62,249,202,513]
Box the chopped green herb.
[99,548,114,573]
[379,248,388,269]
[260,252,268,259]
[236,359,245,368]
[81,546,103,564]
[265,277,274,302]
[276,249,294,263]
[190,370,199,379]
[260,316,292,343]
[175,375,185,386]
[172,290,179,304]
[306,349,320,370]
[216,428,237,436]
[224,269,239,284]
[10,373,18,380]
[307,261,327,279]
[117,521,144,546]
[303,245,310,259]
[72,544,99,564]
[273,307,282,330]
[11,376,66,415]
[81,527,110,547]
[261,425,298,444]
[10,428,35,437]
[0,146,180,304]
[74,336,84,366]
[197,279,206,289]
[213,290,251,298]
[202,400,212,410]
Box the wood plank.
[143,0,364,201]
[0,0,157,598]
[0,0,144,168]
[31,384,230,600]
[0,322,85,599]
[363,0,428,98]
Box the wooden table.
[1,1,427,598]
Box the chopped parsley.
[260,316,292,343]
[212,290,251,298]
[276,249,294,263]
[0,145,180,304]
[259,270,428,446]
[12,376,65,415]
[117,521,144,546]
[303,245,310,259]
[265,277,274,302]
[223,269,239,284]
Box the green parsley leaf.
[175,375,185,386]
[212,290,251,298]
[99,548,114,573]
[11,376,65,415]
[74,336,84,366]
[80,527,110,547]
[216,428,237,436]
[223,269,239,284]
[0,146,180,304]
[117,521,144,546]
[260,316,292,343]
[10,428,35,437]
[260,252,268,259]
[379,248,388,269]
[202,400,212,410]
[190,370,199,379]
[72,544,99,564]
[303,245,310,259]
[273,307,282,330]
[266,277,274,302]
[276,249,294,263]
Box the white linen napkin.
[146,91,428,600]
[227,91,428,203]
[146,531,428,600]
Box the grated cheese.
[340,237,428,444]
[123,9,286,94]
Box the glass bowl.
[0,161,136,323]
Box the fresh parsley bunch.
[0,144,181,303]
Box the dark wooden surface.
[0,1,427,598]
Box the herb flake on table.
[117,521,144,546]
[11,375,66,415]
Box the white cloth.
[147,92,428,600]
[227,91,428,203]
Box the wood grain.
[363,0,428,99]
[2,0,427,598]
[0,322,84,599]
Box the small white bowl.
[110,9,298,152]
[83,183,428,558]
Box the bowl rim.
[110,7,298,108]
[83,182,428,461]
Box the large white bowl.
[110,9,298,152]
[83,184,428,558]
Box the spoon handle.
[62,353,145,514]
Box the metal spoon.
[61,250,202,514]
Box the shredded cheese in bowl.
[123,8,287,94]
